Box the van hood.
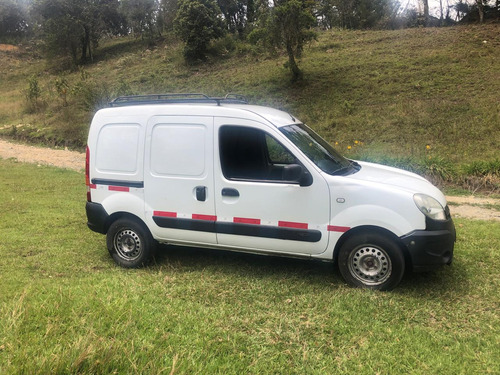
[344,161,447,205]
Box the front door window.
[219,125,300,182]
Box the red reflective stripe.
[154,211,177,218]
[278,221,308,230]
[89,184,97,189]
[328,225,350,233]
[109,186,129,192]
[192,214,217,221]
[234,217,261,225]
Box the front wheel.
[338,232,405,291]
[106,218,156,268]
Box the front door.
[214,118,330,256]
[144,116,217,245]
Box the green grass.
[0,159,499,374]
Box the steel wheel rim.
[348,245,392,286]
[114,229,142,261]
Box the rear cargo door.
[144,116,217,245]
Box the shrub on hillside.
[174,0,225,62]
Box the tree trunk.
[88,41,93,63]
[81,26,90,62]
[80,38,87,62]
[439,0,444,25]
[476,0,484,23]
[423,0,429,26]
[70,43,78,65]
[286,42,302,81]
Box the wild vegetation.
[0,23,498,192]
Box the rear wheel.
[107,218,156,268]
[338,232,405,291]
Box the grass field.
[0,24,499,189]
[0,159,499,374]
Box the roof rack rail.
[108,93,248,107]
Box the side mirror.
[283,164,313,187]
[299,170,313,187]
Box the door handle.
[196,186,207,201]
[221,188,239,197]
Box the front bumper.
[400,212,456,272]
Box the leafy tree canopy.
[120,0,159,40]
[0,0,30,41]
[174,0,225,61]
[33,0,124,64]
[217,0,255,37]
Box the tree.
[315,0,337,29]
[120,0,159,41]
[454,0,470,20]
[439,0,444,24]
[217,0,254,37]
[0,0,30,42]
[33,0,124,65]
[353,0,397,28]
[314,0,399,30]
[174,0,225,61]
[267,0,316,81]
[476,0,485,22]
[158,0,178,31]
[453,0,499,22]
[422,0,430,26]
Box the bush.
[24,75,42,112]
[208,34,236,57]
[54,77,69,107]
[463,160,500,177]
[71,69,111,112]
[174,0,225,62]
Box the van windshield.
[280,123,358,176]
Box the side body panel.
[311,175,427,260]
[87,113,147,221]
[143,115,217,245]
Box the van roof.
[99,94,300,128]
[223,104,299,127]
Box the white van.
[85,94,455,290]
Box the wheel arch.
[333,225,411,269]
[104,212,150,235]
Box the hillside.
[0,24,499,189]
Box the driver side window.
[219,125,299,182]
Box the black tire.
[337,232,405,291]
[106,218,156,268]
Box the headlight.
[413,194,447,221]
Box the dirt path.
[0,138,85,171]
[446,196,500,222]
[1,138,499,221]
